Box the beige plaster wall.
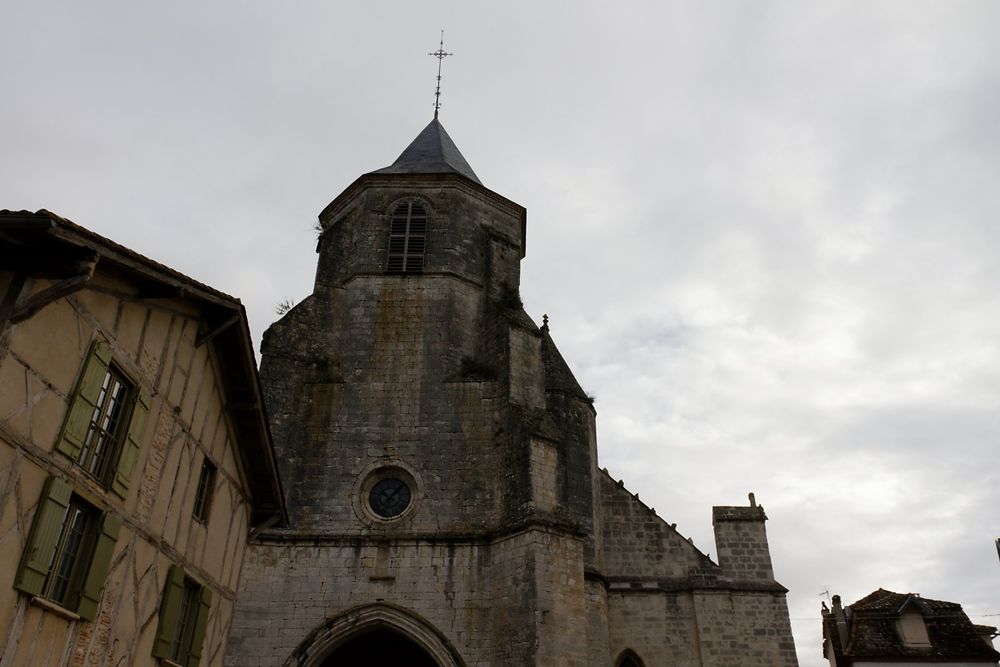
[0,274,252,666]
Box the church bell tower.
[226,114,799,667]
[231,117,604,665]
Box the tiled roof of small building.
[371,118,481,184]
[823,588,1000,665]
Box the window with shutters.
[171,579,200,663]
[57,340,149,499]
[42,496,95,608]
[13,476,122,620]
[192,459,216,523]
[386,201,427,274]
[153,565,212,666]
[78,362,132,481]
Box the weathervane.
[428,30,452,119]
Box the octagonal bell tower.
[228,118,605,666]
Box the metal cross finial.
[428,30,452,119]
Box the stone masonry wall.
[598,470,710,579]
[227,540,493,666]
[603,577,799,666]
[693,591,799,666]
[227,526,597,667]
[234,168,799,665]
[260,277,506,533]
[585,578,611,662]
[712,505,775,581]
[315,182,523,297]
[606,591,702,667]
[598,471,798,665]
[231,173,615,665]
[529,529,590,667]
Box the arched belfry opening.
[286,604,464,667]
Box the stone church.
[224,118,799,666]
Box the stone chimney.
[711,492,774,581]
[832,594,850,649]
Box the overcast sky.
[3,2,999,664]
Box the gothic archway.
[284,603,465,667]
[320,627,437,665]
[615,648,646,667]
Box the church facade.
[225,119,799,666]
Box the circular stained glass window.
[368,477,412,518]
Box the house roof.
[0,209,287,527]
[370,118,482,184]
[823,588,1000,665]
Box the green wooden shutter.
[186,585,213,667]
[153,564,186,659]
[75,511,122,621]
[111,386,149,499]
[14,476,72,596]
[57,341,112,460]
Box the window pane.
[43,499,95,607]
[172,579,201,662]
[76,364,134,486]
[193,460,216,522]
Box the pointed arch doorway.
[321,627,438,666]
[286,603,464,667]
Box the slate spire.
[371,118,481,184]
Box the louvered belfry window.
[387,201,427,274]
